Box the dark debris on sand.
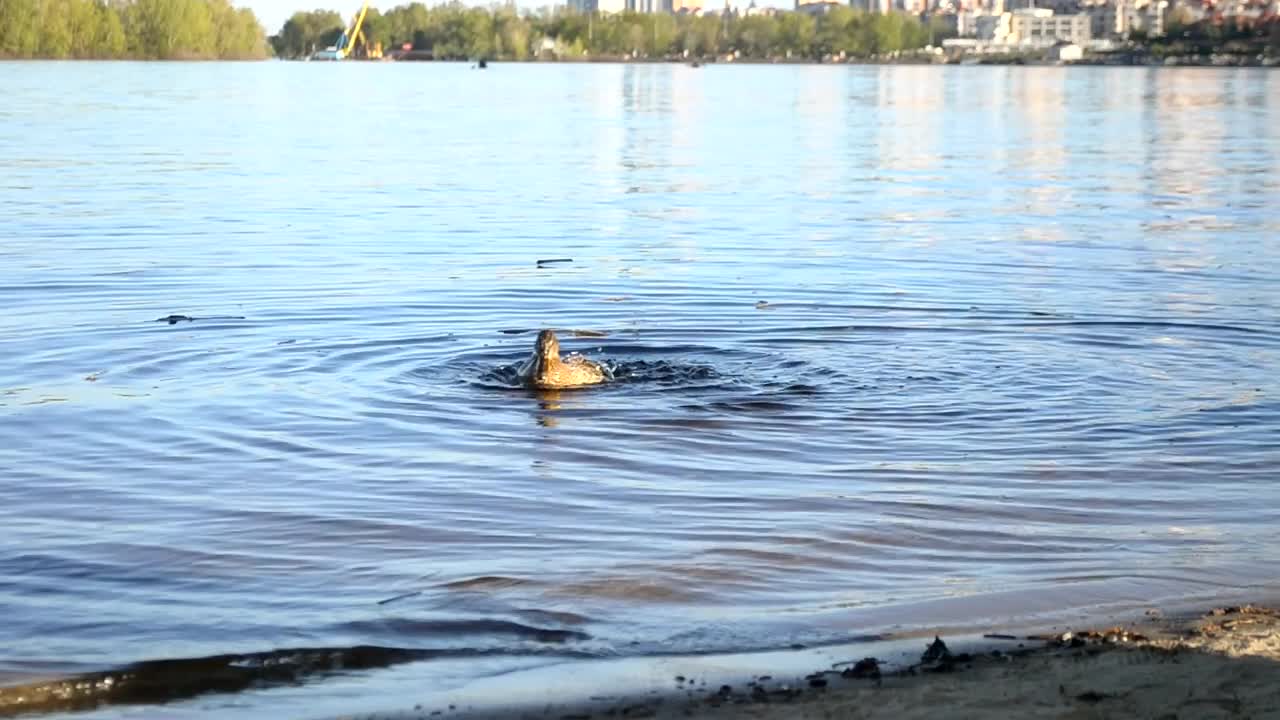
[839,657,882,680]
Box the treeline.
[1148,12,1280,54]
[271,3,948,61]
[0,0,267,59]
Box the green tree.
[97,2,128,57]
[360,8,390,51]
[270,9,342,58]
[0,0,266,59]
[0,0,40,57]
[734,15,777,57]
[36,0,75,58]
[776,12,815,58]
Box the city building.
[627,0,673,11]
[1141,0,1168,36]
[796,0,844,13]
[1007,0,1082,12]
[1009,8,1092,45]
[568,0,627,12]
[1086,0,1169,39]
[975,12,1013,40]
[744,1,779,14]
[1087,0,1131,38]
[849,0,895,11]
[1049,41,1084,59]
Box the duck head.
[535,329,561,363]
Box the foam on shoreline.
[336,601,1280,720]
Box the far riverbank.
[306,49,1280,67]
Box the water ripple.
[1,63,1279,717]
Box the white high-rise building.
[627,0,674,10]
[568,0,640,10]
[1009,8,1093,45]
[568,0,626,11]
[975,12,1013,40]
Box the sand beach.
[352,603,1280,720]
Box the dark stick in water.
[376,590,422,606]
[153,314,246,325]
[375,571,441,606]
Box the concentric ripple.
[2,63,1280,718]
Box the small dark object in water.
[690,61,702,67]
[805,673,827,688]
[478,58,487,68]
[375,590,422,606]
[536,258,573,267]
[983,633,1018,640]
[922,636,952,663]
[1076,690,1113,703]
[153,314,245,325]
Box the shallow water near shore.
[2,61,1280,717]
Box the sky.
[247,0,376,35]
[243,0,790,37]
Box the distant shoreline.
[4,56,1276,68]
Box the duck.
[517,329,607,390]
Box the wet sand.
[357,603,1280,720]
[3,603,1279,718]
[695,606,1280,720]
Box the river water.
[1,61,1279,718]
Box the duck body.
[517,330,607,390]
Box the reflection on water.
[1,62,1279,717]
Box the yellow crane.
[312,1,382,60]
[340,1,382,59]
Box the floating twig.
[153,314,246,325]
[375,571,441,606]
[376,590,423,606]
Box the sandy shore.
[689,605,1280,720]
[364,603,1280,720]
[3,603,1278,719]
